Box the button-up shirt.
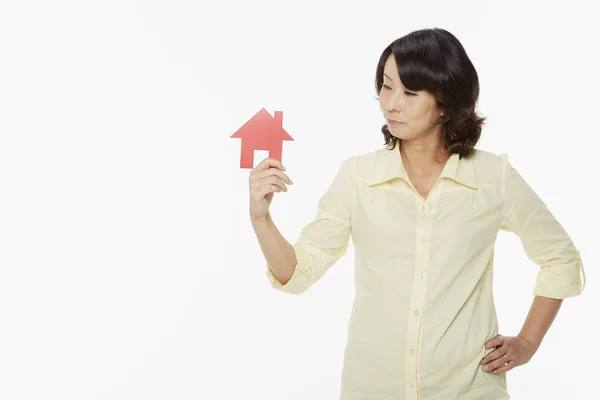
[265,144,586,400]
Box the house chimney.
[274,111,283,127]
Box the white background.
[0,1,597,399]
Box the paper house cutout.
[230,107,294,169]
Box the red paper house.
[230,107,294,169]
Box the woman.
[248,28,585,400]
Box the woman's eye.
[382,85,415,96]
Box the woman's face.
[379,54,443,141]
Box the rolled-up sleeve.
[499,154,586,299]
[266,156,355,294]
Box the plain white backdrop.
[0,1,597,399]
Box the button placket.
[405,198,434,398]
[406,189,443,399]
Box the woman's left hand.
[480,334,540,374]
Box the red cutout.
[230,108,294,169]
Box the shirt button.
[421,236,427,243]
[414,310,419,316]
[417,272,423,280]
[410,384,416,390]
[409,349,415,355]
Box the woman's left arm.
[480,295,562,374]
[480,154,586,374]
[518,295,563,349]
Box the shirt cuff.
[533,250,586,299]
[265,244,312,294]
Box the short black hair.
[374,28,486,158]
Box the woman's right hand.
[249,158,294,220]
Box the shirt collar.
[366,143,478,189]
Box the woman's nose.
[385,97,401,113]
[384,91,402,112]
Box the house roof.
[230,107,294,141]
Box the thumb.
[485,335,503,349]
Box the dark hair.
[374,28,486,158]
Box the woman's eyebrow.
[383,73,401,84]
[383,74,406,88]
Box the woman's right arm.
[249,158,296,285]
[250,156,355,294]
[251,213,296,285]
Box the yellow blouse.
[265,144,585,400]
